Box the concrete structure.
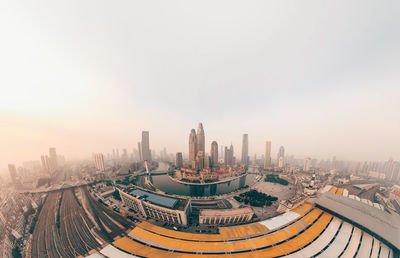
[141,131,151,161]
[264,141,271,169]
[211,141,218,167]
[119,188,191,226]
[94,153,105,171]
[189,129,197,168]
[175,152,183,168]
[241,134,249,165]
[316,191,400,252]
[199,207,254,225]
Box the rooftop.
[130,189,178,209]
[316,192,400,251]
[200,207,253,217]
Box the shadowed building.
[189,129,197,168]
[141,131,151,161]
[241,134,248,165]
[264,141,271,169]
[211,141,218,167]
[175,152,183,168]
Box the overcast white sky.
[1,1,400,172]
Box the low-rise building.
[119,188,191,226]
[199,207,254,225]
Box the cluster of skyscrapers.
[188,123,209,169]
[40,147,59,174]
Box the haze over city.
[1,0,400,172]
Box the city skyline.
[1,1,400,172]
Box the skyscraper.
[137,142,142,161]
[230,144,234,166]
[196,151,205,170]
[175,152,183,168]
[48,147,58,172]
[241,134,249,165]
[94,153,105,171]
[264,141,271,169]
[189,129,197,168]
[277,146,285,168]
[224,144,234,166]
[211,141,218,167]
[196,123,205,156]
[304,157,311,172]
[40,155,49,173]
[8,164,18,185]
[141,131,151,161]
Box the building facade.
[199,207,254,225]
[119,188,191,226]
[94,153,105,171]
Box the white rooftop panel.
[259,211,300,230]
[341,227,362,258]
[379,244,390,258]
[285,217,341,258]
[343,189,349,197]
[370,238,380,258]
[321,185,332,193]
[356,233,374,258]
[85,254,104,258]
[100,245,140,258]
[319,222,353,257]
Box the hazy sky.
[1,1,400,172]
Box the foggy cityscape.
[1,1,400,258]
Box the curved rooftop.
[90,186,399,257]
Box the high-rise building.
[196,151,205,170]
[204,155,211,169]
[304,157,311,172]
[137,142,142,161]
[175,152,183,168]
[277,146,285,168]
[48,147,58,172]
[40,155,49,173]
[94,153,105,171]
[264,141,271,169]
[211,141,218,167]
[189,129,197,168]
[8,164,18,185]
[141,131,151,161]
[241,134,249,165]
[224,144,234,166]
[278,156,284,168]
[196,123,205,156]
